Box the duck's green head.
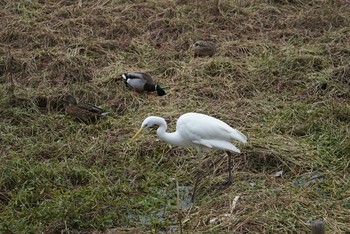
[156,85,166,96]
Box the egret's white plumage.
[131,112,247,184]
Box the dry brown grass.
[1,0,350,233]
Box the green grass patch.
[1,0,350,233]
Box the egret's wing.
[193,139,241,153]
[187,123,243,152]
[229,128,247,144]
[177,115,227,140]
[176,113,247,145]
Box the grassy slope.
[0,0,350,233]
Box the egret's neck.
[156,122,183,147]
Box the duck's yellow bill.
[130,127,144,142]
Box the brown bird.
[193,40,217,57]
[65,95,109,124]
[311,220,325,234]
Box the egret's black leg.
[223,151,233,186]
[191,175,200,203]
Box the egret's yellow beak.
[130,127,144,142]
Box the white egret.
[131,112,247,184]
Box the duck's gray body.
[122,72,166,96]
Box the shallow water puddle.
[127,184,193,232]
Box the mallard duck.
[193,40,217,57]
[65,95,109,124]
[122,72,166,96]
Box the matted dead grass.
[1,0,350,233]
